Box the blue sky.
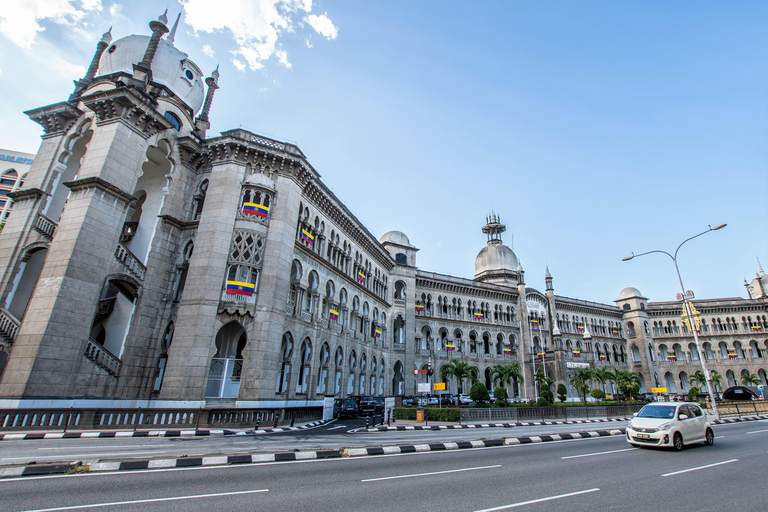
[1,1,766,305]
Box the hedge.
[394,407,461,422]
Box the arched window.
[296,339,312,394]
[163,111,181,130]
[275,333,294,393]
[224,231,265,302]
[193,180,208,220]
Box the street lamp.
[622,223,726,420]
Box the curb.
[362,417,628,432]
[0,419,331,442]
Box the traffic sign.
[651,387,668,393]
[433,383,446,391]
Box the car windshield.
[637,405,676,419]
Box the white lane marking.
[2,451,171,461]
[715,436,725,439]
[662,459,738,477]
[19,489,268,511]
[38,445,169,450]
[746,429,768,434]
[474,488,601,511]
[326,426,346,430]
[561,448,637,459]
[361,464,501,482]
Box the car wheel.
[704,428,714,446]
[673,432,684,451]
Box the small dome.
[98,35,205,114]
[380,230,411,246]
[475,243,519,275]
[617,287,644,300]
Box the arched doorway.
[205,322,247,398]
[393,360,404,395]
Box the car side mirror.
[678,414,689,420]
[632,412,638,417]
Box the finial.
[101,27,112,45]
[758,257,764,275]
[166,11,181,43]
[211,64,220,80]
[159,9,168,25]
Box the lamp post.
[622,223,726,420]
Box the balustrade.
[83,338,121,376]
[114,243,146,281]
[0,308,20,343]
[34,212,57,239]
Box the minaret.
[481,211,506,247]
[195,66,220,135]
[166,11,182,45]
[69,28,112,103]
[516,261,534,399]
[545,266,561,336]
[133,11,170,84]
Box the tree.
[440,358,478,394]
[556,383,567,403]
[470,381,490,403]
[494,386,508,405]
[614,370,642,401]
[741,372,761,387]
[570,368,593,405]
[540,383,552,404]
[490,364,523,399]
[590,389,605,401]
[710,371,723,393]
[689,370,706,389]
[591,367,612,404]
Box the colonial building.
[0,149,34,228]
[0,14,765,412]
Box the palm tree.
[440,358,478,395]
[689,370,706,389]
[614,369,642,402]
[570,368,593,405]
[710,371,723,394]
[741,372,761,387]
[490,363,523,400]
[591,367,612,404]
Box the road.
[1,419,766,511]
[0,418,629,466]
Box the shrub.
[539,383,551,404]
[557,383,567,402]
[425,407,461,422]
[590,389,605,401]
[394,408,416,420]
[688,386,700,398]
[536,397,550,406]
[494,387,508,402]
[470,382,490,403]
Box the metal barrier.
[460,403,644,423]
[715,400,768,418]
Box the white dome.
[98,35,205,114]
[380,230,411,246]
[617,287,644,300]
[475,243,519,275]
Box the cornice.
[64,176,135,204]
[159,215,199,230]
[81,87,173,139]
[7,187,47,202]
[23,102,83,138]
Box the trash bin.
[416,406,424,422]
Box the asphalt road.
[0,418,631,466]
[1,420,766,511]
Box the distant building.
[0,14,765,412]
[0,149,34,227]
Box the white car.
[458,394,473,405]
[626,402,714,450]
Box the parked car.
[439,394,455,406]
[458,394,473,405]
[626,402,713,451]
[354,396,377,416]
[373,396,385,414]
[402,395,416,406]
[333,398,358,419]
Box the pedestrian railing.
[460,403,645,423]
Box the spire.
[133,11,170,84]
[481,212,506,246]
[166,11,182,44]
[545,266,553,291]
[68,27,113,104]
[758,257,765,275]
[195,66,220,135]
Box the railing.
[394,299,405,307]
[0,406,323,431]
[716,400,768,418]
[96,296,117,316]
[220,289,256,305]
[33,212,57,239]
[0,308,20,343]
[301,311,312,322]
[393,343,405,351]
[460,403,645,422]
[83,338,121,376]
[417,349,431,356]
[114,243,146,281]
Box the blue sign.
[0,154,33,165]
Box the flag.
[242,202,268,218]
[357,271,366,284]
[503,348,512,354]
[301,229,314,245]
[536,352,545,359]
[611,328,619,336]
[415,304,424,312]
[530,318,539,327]
[667,354,677,361]
[728,352,737,359]
[599,354,606,361]
[474,312,484,320]
[751,325,762,332]
[446,344,456,352]
[572,350,581,357]
[226,280,255,297]
[577,324,585,333]
[329,309,339,321]
[375,328,381,338]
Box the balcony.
[393,343,405,352]
[33,212,57,239]
[114,243,146,281]
[83,338,121,376]
[0,308,20,345]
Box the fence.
[0,406,323,431]
[460,403,645,423]
[715,400,768,418]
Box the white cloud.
[304,39,313,48]
[0,0,102,48]
[305,13,337,39]
[182,0,335,70]
[202,44,215,58]
[232,58,246,71]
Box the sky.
[0,1,766,306]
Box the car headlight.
[627,420,633,429]
[656,422,671,432]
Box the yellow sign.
[433,382,446,391]
[681,303,702,332]
[651,387,668,393]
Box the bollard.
[290,413,296,428]
[273,412,280,429]
[365,414,371,429]
[387,410,391,426]
[255,413,260,431]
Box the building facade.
[0,15,765,410]
[0,149,34,228]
